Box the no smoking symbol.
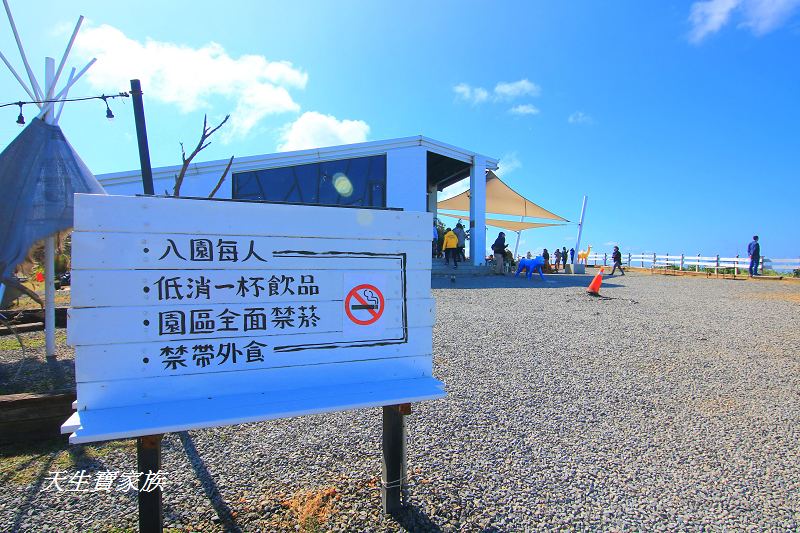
[345,284,385,325]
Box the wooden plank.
[68,298,434,346]
[71,269,430,308]
[70,232,432,271]
[76,355,435,411]
[75,326,433,382]
[65,376,445,444]
[74,194,432,241]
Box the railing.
[584,252,800,275]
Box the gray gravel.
[1,271,799,531]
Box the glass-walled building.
[97,136,498,265]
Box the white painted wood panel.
[76,355,434,410]
[67,377,445,444]
[70,232,432,271]
[64,194,441,443]
[75,326,433,382]
[74,194,432,241]
[68,298,434,345]
[71,269,430,307]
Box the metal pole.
[513,230,521,259]
[43,58,56,360]
[574,195,587,263]
[382,405,407,516]
[130,79,155,195]
[44,236,56,359]
[137,434,164,532]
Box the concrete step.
[431,261,493,277]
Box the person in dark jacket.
[609,245,625,275]
[542,248,550,271]
[553,248,561,272]
[454,223,467,262]
[747,235,760,277]
[569,248,575,264]
[561,247,568,269]
[492,233,507,274]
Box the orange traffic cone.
[587,268,604,295]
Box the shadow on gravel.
[433,274,624,290]
[179,431,243,533]
[391,502,442,532]
[0,355,75,394]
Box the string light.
[1,92,130,125]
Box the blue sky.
[1,0,798,258]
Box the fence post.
[666,252,669,270]
[734,254,739,277]
[696,254,700,273]
[603,253,607,266]
[680,253,685,271]
[715,254,720,276]
[652,252,656,269]
[641,254,644,268]
[759,256,764,275]
[627,252,631,267]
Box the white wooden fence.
[585,252,800,276]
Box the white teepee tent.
[1,0,105,358]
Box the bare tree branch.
[208,156,234,199]
[172,114,231,197]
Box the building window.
[232,155,386,208]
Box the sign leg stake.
[137,434,164,533]
[382,404,409,516]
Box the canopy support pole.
[574,195,588,263]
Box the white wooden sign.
[62,194,444,443]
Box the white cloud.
[509,104,540,116]
[687,0,800,42]
[568,111,594,125]
[453,83,489,105]
[741,0,800,34]
[73,23,307,139]
[688,0,741,42]
[495,152,522,177]
[454,78,540,106]
[277,111,369,152]
[494,79,541,100]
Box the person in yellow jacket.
[442,227,459,269]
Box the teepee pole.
[3,0,43,100]
[40,16,83,119]
[44,57,57,359]
[54,67,76,125]
[0,50,38,103]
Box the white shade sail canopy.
[437,170,568,222]
[437,213,562,233]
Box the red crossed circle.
[345,284,385,325]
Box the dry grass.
[256,486,341,532]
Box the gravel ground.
[1,271,799,532]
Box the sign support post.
[137,434,164,533]
[381,404,408,516]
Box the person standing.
[432,222,439,258]
[553,248,561,272]
[443,228,459,269]
[569,248,575,264]
[454,223,467,263]
[562,247,568,270]
[542,248,550,272]
[492,232,507,274]
[609,245,625,276]
[748,235,760,277]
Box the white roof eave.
[97,135,499,186]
